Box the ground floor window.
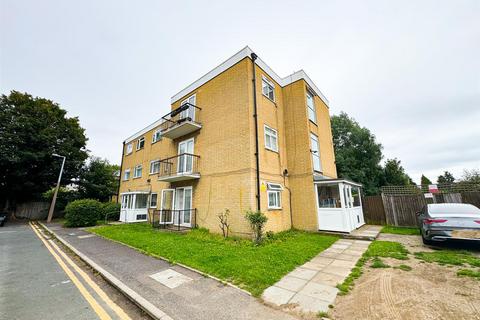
[267,183,282,209]
[317,184,342,208]
[136,214,147,220]
[134,194,148,209]
[150,193,157,208]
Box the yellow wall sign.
[260,182,267,192]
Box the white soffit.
[171,46,330,106]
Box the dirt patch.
[332,237,480,320]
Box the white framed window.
[267,183,283,209]
[264,125,278,152]
[123,169,131,181]
[136,137,145,150]
[152,129,162,143]
[310,133,322,172]
[180,94,196,120]
[149,160,160,174]
[150,193,158,208]
[133,165,142,178]
[126,143,133,155]
[262,76,275,101]
[306,90,317,123]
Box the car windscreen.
[428,204,480,216]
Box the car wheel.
[421,232,434,245]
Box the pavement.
[43,222,296,320]
[0,222,98,320]
[262,239,371,314]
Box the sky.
[1,0,479,184]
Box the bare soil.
[332,235,480,320]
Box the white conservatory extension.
[315,178,365,233]
[119,192,149,223]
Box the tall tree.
[382,158,412,186]
[331,112,384,195]
[461,169,480,184]
[0,91,88,208]
[77,157,120,202]
[437,171,455,184]
[420,174,432,186]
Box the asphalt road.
[0,222,151,320]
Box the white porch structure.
[119,191,149,223]
[315,178,365,233]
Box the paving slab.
[262,237,371,316]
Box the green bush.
[42,187,79,214]
[64,199,102,227]
[101,202,121,221]
[245,210,268,244]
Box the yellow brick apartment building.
[118,46,365,236]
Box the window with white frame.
[306,90,317,123]
[262,76,275,101]
[310,133,322,172]
[149,160,160,174]
[150,193,158,208]
[123,169,131,180]
[136,137,145,150]
[264,125,278,152]
[126,143,133,155]
[267,183,283,209]
[133,165,142,178]
[152,129,162,143]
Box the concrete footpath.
[42,222,296,320]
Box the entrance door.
[180,95,196,121]
[174,187,193,227]
[316,183,348,232]
[160,189,175,224]
[177,138,194,174]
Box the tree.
[382,158,412,186]
[331,112,384,195]
[437,171,455,184]
[0,91,88,209]
[420,174,432,186]
[461,169,480,184]
[77,157,120,202]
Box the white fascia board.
[124,118,165,144]
[170,46,329,106]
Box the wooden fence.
[362,191,480,227]
[15,202,50,219]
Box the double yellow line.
[29,222,131,320]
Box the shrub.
[101,202,121,221]
[42,187,79,214]
[245,210,268,245]
[217,209,231,238]
[64,199,102,227]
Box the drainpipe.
[116,141,125,204]
[251,52,261,212]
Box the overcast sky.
[1,0,479,183]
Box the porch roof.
[313,177,363,187]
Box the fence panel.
[382,195,426,227]
[461,192,480,208]
[15,202,50,219]
[362,195,386,225]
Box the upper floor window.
[133,165,142,178]
[267,183,283,209]
[136,137,145,150]
[123,168,131,181]
[180,94,196,120]
[152,129,162,143]
[262,76,275,101]
[264,125,278,152]
[310,133,322,172]
[150,160,160,174]
[306,90,317,123]
[126,143,133,155]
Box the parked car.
[417,203,480,245]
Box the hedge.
[64,199,102,227]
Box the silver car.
[417,203,480,245]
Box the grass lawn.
[89,223,338,296]
[381,225,420,235]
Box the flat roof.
[124,46,330,143]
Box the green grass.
[337,240,409,294]
[371,257,390,268]
[457,269,480,280]
[381,225,420,235]
[89,223,338,296]
[396,264,412,271]
[414,250,480,268]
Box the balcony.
[159,103,202,139]
[158,153,200,182]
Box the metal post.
[47,154,66,223]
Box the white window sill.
[265,147,279,153]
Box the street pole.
[47,154,66,223]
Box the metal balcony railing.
[157,153,200,181]
[159,103,202,139]
[151,209,197,231]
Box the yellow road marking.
[42,226,131,320]
[29,222,112,320]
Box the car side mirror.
[416,211,422,216]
